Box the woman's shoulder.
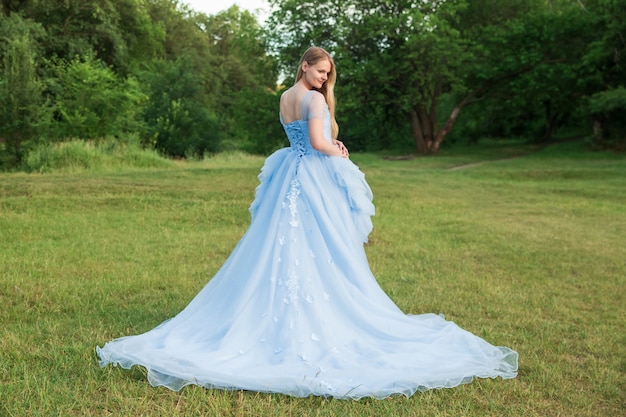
[280,87,292,102]
[281,86,326,121]
[308,89,324,98]
[303,89,325,105]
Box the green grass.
[23,137,173,173]
[1,141,624,416]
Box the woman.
[98,47,518,399]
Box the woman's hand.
[335,140,349,158]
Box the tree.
[334,0,470,153]
[46,53,146,140]
[0,13,48,168]
[452,4,593,143]
[267,0,593,153]
[0,0,29,17]
[231,87,285,154]
[141,56,220,157]
[203,5,276,88]
[580,0,626,150]
[199,6,279,149]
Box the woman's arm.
[307,92,348,158]
[309,118,348,157]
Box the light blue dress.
[97,90,518,399]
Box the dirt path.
[447,156,523,170]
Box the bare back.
[280,85,311,124]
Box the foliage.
[580,0,626,150]
[200,6,279,145]
[230,87,286,154]
[588,86,626,115]
[0,1,279,170]
[451,6,593,143]
[267,0,622,153]
[46,54,147,140]
[203,6,276,88]
[1,0,624,170]
[140,56,220,158]
[0,13,48,168]
[4,0,164,73]
[587,87,626,150]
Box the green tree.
[146,0,211,62]
[46,54,146,140]
[451,4,593,143]
[141,56,220,157]
[267,0,594,153]
[203,5,276,88]
[581,0,626,150]
[231,87,285,154]
[19,0,125,68]
[5,0,167,74]
[0,0,29,17]
[0,13,48,168]
[199,6,279,150]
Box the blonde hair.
[296,47,339,140]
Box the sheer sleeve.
[301,91,327,120]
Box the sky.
[182,0,270,20]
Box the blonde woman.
[98,47,517,399]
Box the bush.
[231,87,286,155]
[0,14,49,169]
[141,57,220,158]
[46,54,147,140]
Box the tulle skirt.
[97,148,518,399]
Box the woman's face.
[302,59,331,89]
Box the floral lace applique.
[287,179,301,227]
[282,268,299,305]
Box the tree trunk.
[434,105,464,150]
[410,102,465,154]
[410,107,439,154]
[543,99,558,143]
[408,63,542,155]
[409,110,428,153]
[418,105,433,145]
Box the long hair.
[295,47,339,140]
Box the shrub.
[141,57,220,158]
[46,54,147,141]
[0,14,49,169]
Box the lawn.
[1,141,624,416]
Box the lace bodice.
[280,90,333,157]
